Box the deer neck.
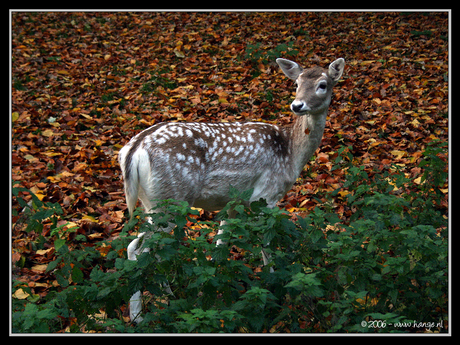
[287,110,328,176]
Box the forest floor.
[12,11,448,317]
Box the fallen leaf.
[30,185,46,201]
[88,232,104,240]
[24,154,39,163]
[41,129,55,137]
[413,176,424,185]
[31,264,48,273]
[82,215,98,222]
[36,248,54,255]
[12,251,21,264]
[411,119,421,127]
[391,150,407,159]
[13,288,30,300]
[317,152,329,163]
[174,49,185,58]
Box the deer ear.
[328,58,345,84]
[276,58,303,81]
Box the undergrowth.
[12,141,448,333]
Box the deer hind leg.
[128,224,175,323]
[261,200,277,273]
[127,232,149,323]
[128,198,175,323]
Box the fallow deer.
[118,57,345,322]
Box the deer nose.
[291,101,308,114]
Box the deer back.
[119,121,297,212]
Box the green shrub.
[11,142,448,333]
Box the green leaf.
[285,272,324,297]
[54,238,67,252]
[72,266,84,283]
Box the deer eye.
[316,80,328,94]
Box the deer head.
[276,57,345,116]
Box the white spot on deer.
[155,137,166,145]
[176,153,185,161]
[182,166,190,177]
[185,129,193,138]
[166,126,176,135]
[194,138,207,148]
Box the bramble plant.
[12,142,447,333]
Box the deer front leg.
[216,206,274,273]
[215,207,237,247]
[215,227,225,247]
[261,247,274,273]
